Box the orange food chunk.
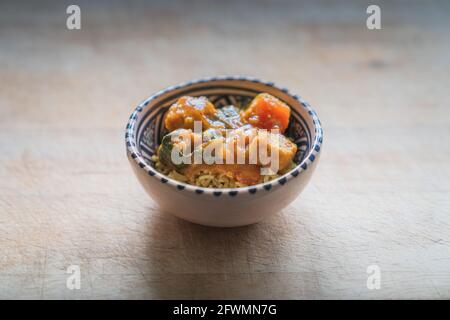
[164,96,217,131]
[241,93,291,133]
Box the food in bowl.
[151,93,298,188]
[125,76,323,227]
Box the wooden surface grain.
[1,0,450,299]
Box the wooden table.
[1,0,449,299]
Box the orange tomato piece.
[241,93,291,133]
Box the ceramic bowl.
[125,76,323,227]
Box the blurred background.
[1,0,449,299]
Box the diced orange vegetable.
[164,96,217,131]
[240,93,291,133]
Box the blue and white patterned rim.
[125,76,323,196]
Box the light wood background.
[1,0,449,299]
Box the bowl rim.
[125,75,323,196]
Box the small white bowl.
[126,76,323,227]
